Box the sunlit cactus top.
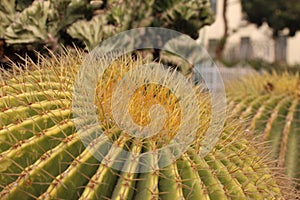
[0,52,296,199]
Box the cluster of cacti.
[227,71,300,189]
[68,0,215,49]
[0,0,214,51]
[0,0,98,50]
[0,51,295,199]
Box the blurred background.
[0,0,299,73]
[199,0,300,71]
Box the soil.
[0,38,38,70]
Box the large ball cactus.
[0,52,294,199]
[227,71,300,190]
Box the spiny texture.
[0,52,292,199]
[227,72,300,189]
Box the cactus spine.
[227,71,300,190]
[0,53,294,199]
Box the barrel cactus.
[227,71,300,190]
[0,52,295,199]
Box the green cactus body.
[227,72,300,189]
[0,53,292,199]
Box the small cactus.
[227,71,300,189]
[0,52,294,199]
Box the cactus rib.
[0,52,296,199]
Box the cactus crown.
[0,52,296,199]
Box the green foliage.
[0,0,98,50]
[67,0,215,49]
[0,52,293,199]
[152,0,214,39]
[4,1,53,47]
[67,15,116,49]
[241,0,300,37]
[0,0,214,51]
[246,60,300,73]
[0,0,31,37]
[218,58,300,73]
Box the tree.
[241,0,300,62]
[241,0,300,37]
[215,0,228,59]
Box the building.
[198,0,300,65]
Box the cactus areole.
[227,72,300,190]
[0,51,294,199]
[0,28,294,199]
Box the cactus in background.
[227,72,300,189]
[67,0,154,49]
[0,0,33,38]
[151,0,214,39]
[67,0,215,49]
[0,51,296,199]
[66,14,118,50]
[0,0,98,50]
[0,0,214,51]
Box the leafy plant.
[67,0,215,49]
[0,0,215,51]
[0,0,98,50]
